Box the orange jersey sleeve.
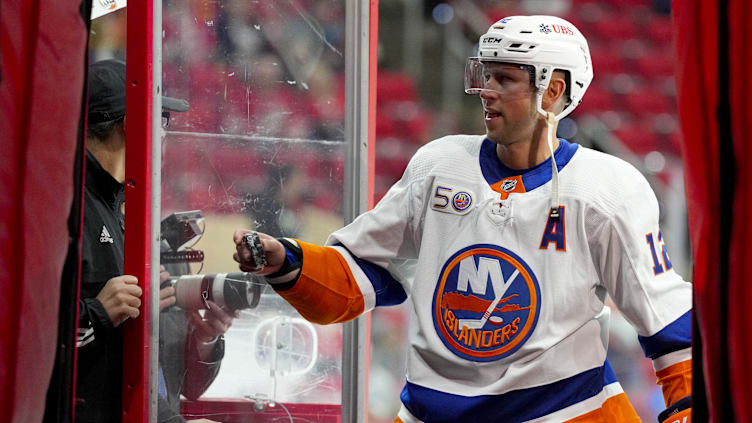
[272,240,365,325]
[656,359,692,407]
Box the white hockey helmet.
[465,15,593,121]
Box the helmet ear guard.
[534,65,554,119]
[535,66,579,121]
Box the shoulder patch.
[431,180,475,216]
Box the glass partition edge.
[149,0,163,421]
[342,1,371,422]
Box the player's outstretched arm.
[232,229,369,325]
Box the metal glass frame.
[122,0,158,421]
[342,1,375,421]
[123,0,378,421]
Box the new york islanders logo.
[432,244,541,362]
[452,191,473,212]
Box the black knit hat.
[87,59,189,124]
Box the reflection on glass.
[204,294,341,404]
[254,317,319,378]
[160,0,346,421]
[162,0,346,141]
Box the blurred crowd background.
[90,0,687,421]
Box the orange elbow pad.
[656,359,692,407]
[273,240,365,325]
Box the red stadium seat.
[575,84,615,115]
[636,51,675,78]
[625,88,674,115]
[646,16,673,43]
[591,47,628,75]
[376,155,410,181]
[612,125,662,154]
[376,113,397,139]
[593,15,639,41]
[603,0,652,7]
[378,72,419,103]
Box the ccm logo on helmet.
[481,36,503,44]
[432,244,541,362]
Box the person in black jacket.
[76,59,234,423]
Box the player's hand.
[232,229,286,275]
[96,275,142,327]
[158,265,176,311]
[659,396,691,423]
[188,301,237,343]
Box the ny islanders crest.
[432,244,541,362]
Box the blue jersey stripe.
[479,138,579,191]
[335,244,408,306]
[637,310,692,359]
[400,361,617,422]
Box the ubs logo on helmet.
[552,25,575,35]
[432,244,541,362]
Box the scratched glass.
[159,1,345,421]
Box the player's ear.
[541,75,566,111]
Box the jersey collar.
[479,138,579,192]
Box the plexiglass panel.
[158,1,346,421]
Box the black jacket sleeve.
[77,297,114,347]
[180,333,225,401]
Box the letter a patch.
[100,225,114,243]
[539,206,566,251]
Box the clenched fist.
[232,230,286,275]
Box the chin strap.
[546,111,560,219]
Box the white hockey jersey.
[275,135,692,422]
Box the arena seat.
[612,125,662,155]
[636,52,675,79]
[593,15,639,41]
[625,88,674,116]
[591,46,629,76]
[573,84,615,115]
[645,16,673,43]
[377,72,419,103]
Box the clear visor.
[464,58,535,98]
[464,58,487,94]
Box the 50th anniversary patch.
[432,244,541,362]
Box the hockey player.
[233,15,691,422]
